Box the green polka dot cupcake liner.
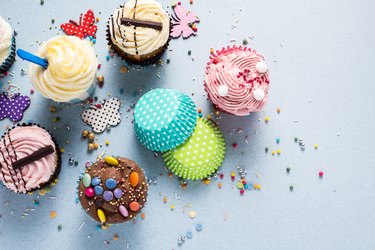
[0,35,16,74]
[134,88,197,152]
[162,117,226,180]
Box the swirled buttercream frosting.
[108,0,170,56]
[29,36,97,103]
[204,46,270,116]
[0,16,13,65]
[0,126,58,193]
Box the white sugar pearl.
[253,88,265,101]
[217,85,228,97]
[256,60,268,73]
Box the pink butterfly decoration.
[171,3,200,39]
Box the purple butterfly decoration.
[0,92,31,122]
[171,3,200,39]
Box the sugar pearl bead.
[217,85,228,97]
[256,60,268,73]
[253,88,265,101]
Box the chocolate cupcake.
[107,0,171,65]
[0,124,61,194]
[0,16,16,74]
[78,156,148,224]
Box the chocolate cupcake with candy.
[78,156,148,224]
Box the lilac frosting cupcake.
[0,125,61,193]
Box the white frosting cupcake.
[0,16,15,73]
[108,0,170,64]
[29,36,98,103]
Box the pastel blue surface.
[1,1,375,250]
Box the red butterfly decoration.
[61,9,97,39]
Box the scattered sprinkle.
[195,224,203,231]
[188,210,197,219]
[50,210,57,219]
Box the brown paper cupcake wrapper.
[106,6,172,66]
[0,123,62,194]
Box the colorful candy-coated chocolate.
[119,205,129,217]
[104,156,119,166]
[85,187,95,197]
[130,172,139,187]
[103,191,114,201]
[82,173,91,188]
[113,188,123,199]
[91,177,101,186]
[97,208,106,223]
[94,186,104,195]
[129,201,140,212]
[95,198,104,207]
[105,178,117,189]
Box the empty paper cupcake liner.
[0,123,61,194]
[0,35,16,74]
[162,117,226,180]
[134,88,197,152]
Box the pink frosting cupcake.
[0,124,61,193]
[204,46,270,116]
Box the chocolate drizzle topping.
[12,145,54,170]
[1,134,20,191]
[133,0,139,55]
[121,18,163,31]
[7,132,27,189]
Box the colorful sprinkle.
[50,211,57,219]
[188,210,197,219]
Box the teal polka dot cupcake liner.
[134,88,197,152]
[162,118,226,180]
[0,35,16,74]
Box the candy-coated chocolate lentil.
[113,188,123,199]
[103,191,114,201]
[129,201,140,212]
[94,186,104,196]
[85,187,95,197]
[104,156,119,166]
[129,172,139,187]
[82,173,91,188]
[91,177,101,186]
[119,205,129,217]
[97,208,106,223]
[105,178,117,190]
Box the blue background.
[1,0,375,249]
